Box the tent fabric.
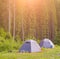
[19,40,41,52]
[39,38,54,48]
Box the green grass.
[0,45,60,59]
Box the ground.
[0,45,60,59]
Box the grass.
[0,45,60,59]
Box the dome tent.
[19,40,41,53]
[39,38,54,48]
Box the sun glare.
[17,0,38,5]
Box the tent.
[19,40,41,53]
[39,38,54,48]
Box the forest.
[0,1,60,59]
[0,0,60,47]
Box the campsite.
[0,45,60,59]
[0,0,60,59]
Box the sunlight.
[17,0,38,5]
[16,0,41,10]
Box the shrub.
[54,31,60,45]
[0,28,6,38]
[5,32,13,39]
[0,28,22,52]
[0,37,21,52]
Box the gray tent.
[39,38,54,48]
[19,40,41,52]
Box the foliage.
[0,0,60,51]
[0,28,22,52]
[0,28,6,38]
[54,31,60,45]
[0,0,59,40]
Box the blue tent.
[19,40,41,52]
[39,38,54,48]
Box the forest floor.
[0,45,60,59]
